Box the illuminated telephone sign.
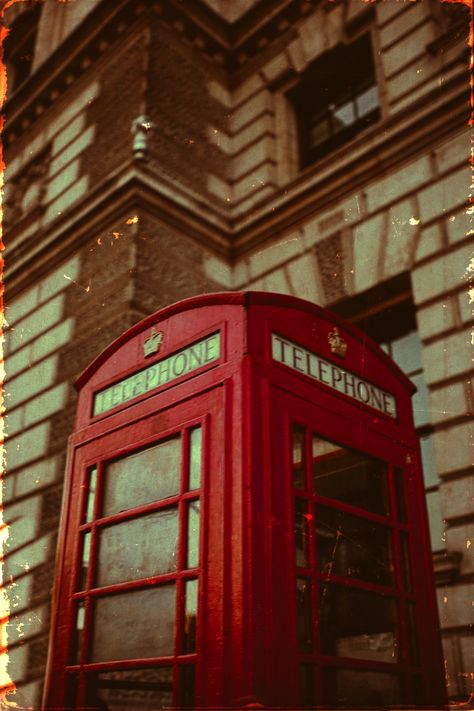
[44,292,446,710]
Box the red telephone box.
[43,292,446,709]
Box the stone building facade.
[1,0,472,707]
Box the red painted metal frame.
[43,292,445,710]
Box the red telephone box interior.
[43,292,445,710]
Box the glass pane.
[103,437,181,516]
[180,665,195,707]
[296,578,313,651]
[332,101,356,132]
[97,508,179,587]
[410,372,430,428]
[319,584,398,662]
[91,585,176,662]
[183,579,198,653]
[86,667,173,711]
[356,84,379,118]
[394,467,407,522]
[65,675,78,709]
[295,498,310,568]
[309,117,330,148]
[292,425,306,489]
[312,436,390,516]
[78,532,91,590]
[389,331,422,375]
[315,505,393,587]
[407,602,419,664]
[189,427,202,490]
[323,667,401,707]
[85,467,97,523]
[300,664,315,707]
[400,532,413,591]
[187,500,200,569]
[71,602,85,664]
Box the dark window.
[3,3,41,95]
[289,34,380,169]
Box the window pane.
[180,665,195,707]
[96,508,179,587]
[312,436,390,516]
[332,101,355,132]
[319,584,398,662]
[183,579,198,653]
[91,585,176,662]
[400,532,413,591]
[407,602,419,664]
[103,437,181,516]
[323,667,401,707]
[189,427,202,491]
[187,500,200,569]
[315,505,393,587]
[292,425,306,489]
[86,667,173,711]
[71,602,85,664]
[393,467,408,522]
[356,85,379,118]
[78,532,91,590]
[295,498,310,568]
[85,467,97,523]
[300,664,315,707]
[296,578,313,651]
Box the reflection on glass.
[319,584,398,663]
[183,579,198,653]
[315,506,393,586]
[400,532,412,591]
[85,467,97,523]
[309,118,330,148]
[91,585,176,662]
[297,578,313,651]
[312,436,389,516]
[292,425,306,489]
[322,667,401,707]
[86,667,173,710]
[97,508,179,587]
[356,85,379,118]
[187,501,200,569]
[394,468,407,522]
[79,532,91,590]
[407,603,419,664]
[333,101,355,131]
[295,498,310,568]
[300,664,314,707]
[180,665,195,707]
[71,602,85,664]
[189,427,202,491]
[103,437,181,516]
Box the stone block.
[49,125,95,176]
[286,38,307,73]
[418,167,472,223]
[366,156,431,213]
[7,604,48,645]
[4,497,40,553]
[446,208,474,245]
[23,383,69,428]
[433,424,473,477]
[206,126,232,154]
[43,175,89,224]
[10,294,65,352]
[415,223,443,262]
[298,11,326,63]
[206,174,231,202]
[232,136,274,180]
[457,289,474,325]
[378,2,428,47]
[3,532,53,596]
[229,90,273,133]
[248,232,303,279]
[287,252,323,304]
[232,260,251,288]
[232,113,274,154]
[383,199,417,278]
[31,319,74,363]
[7,574,33,614]
[429,381,469,424]
[5,422,51,471]
[381,21,435,77]
[6,357,57,409]
[5,287,39,326]
[15,456,61,498]
[416,297,456,340]
[203,256,234,288]
[261,53,291,83]
[353,213,384,292]
[435,130,471,175]
[386,53,435,103]
[6,679,42,710]
[46,160,80,202]
[207,80,232,108]
[46,81,100,143]
[5,346,31,380]
[376,0,409,24]
[233,185,275,215]
[437,583,474,628]
[5,645,28,682]
[40,255,80,302]
[412,243,473,304]
[4,407,23,438]
[233,164,275,202]
[446,521,474,575]
[262,268,293,296]
[422,330,473,384]
[232,74,265,107]
[51,113,86,156]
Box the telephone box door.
[48,386,225,710]
[267,386,445,709]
